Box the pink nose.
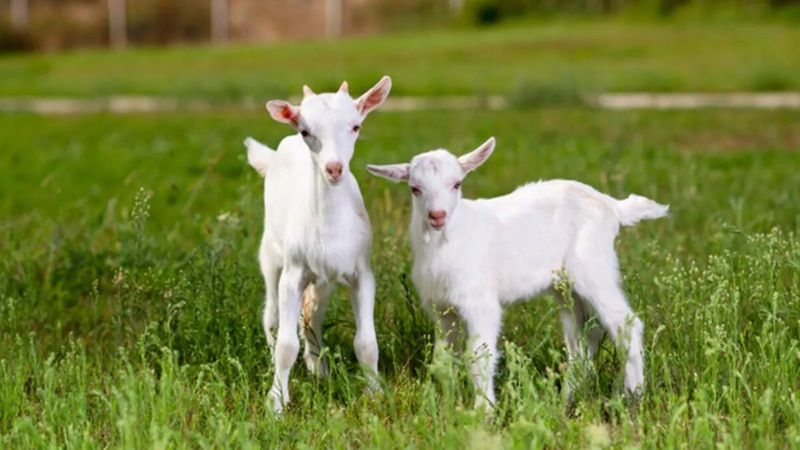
[325,162,343,181]
[428,210,447,221]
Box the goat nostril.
[428,210,446,220]
[325,162,343,179]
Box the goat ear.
[356,75,392,116]
[366,163,409,183]
[266,100,300,126]
[458,137,495,174]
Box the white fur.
[245,76,391,414]
[367,137,667,409]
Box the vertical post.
[108,0,127,49]
[211,0,229,44]
[10,0,29,31]
[325,0,342,38]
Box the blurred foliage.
[375,0,800,28]
[1,0,800,52]
[460,0,800,24]
[0,0,210,52]
[0,19,32,53]
[0,1,107,51]
[127,0,210,44]
[372,0,455,30]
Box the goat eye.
[352,124,361,132]
[410,186,422,196]
[453,182,462,190]
[300,130,310,138]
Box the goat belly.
[412,261,489,310]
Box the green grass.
[1,20,800,100]
[1,108,799,447]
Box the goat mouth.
[428,219,446,229]
[326,176,344,185]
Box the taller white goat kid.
[367,137,667,409]
[245,76,392,414]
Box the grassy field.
[1,106,799,447]
[1,21,800,100]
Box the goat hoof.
[268,386,286,415]
[364,375,382,395]
[474,396,496,413]
[624,388,643,416]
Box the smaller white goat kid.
[367,137,667,409]
[245,76,392,414]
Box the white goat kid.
[367,137,667,409]
[245,76,392,414]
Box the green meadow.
[1,105,799,447]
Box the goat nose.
[325,162,343,180]
[428,210,447,220]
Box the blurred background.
[1,0,799,52]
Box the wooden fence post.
[449,0,464,12]
[108,0,127,49]
[10,0,29,30]
[211,0,229,44]
[325,0,343,38]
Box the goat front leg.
[351,263,380,392]
[461,303,501,410]
[269,265,305,414]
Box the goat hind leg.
[301,282,332,377]
[573,271,644,397]
[559,299,588,404]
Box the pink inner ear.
[278,105,298,124]
[363,93,382,110]
[474,143,493,162]
[359,88,386,113]
[462,148,490,171]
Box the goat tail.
[614,194,669,226]
[244,136,274,177]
